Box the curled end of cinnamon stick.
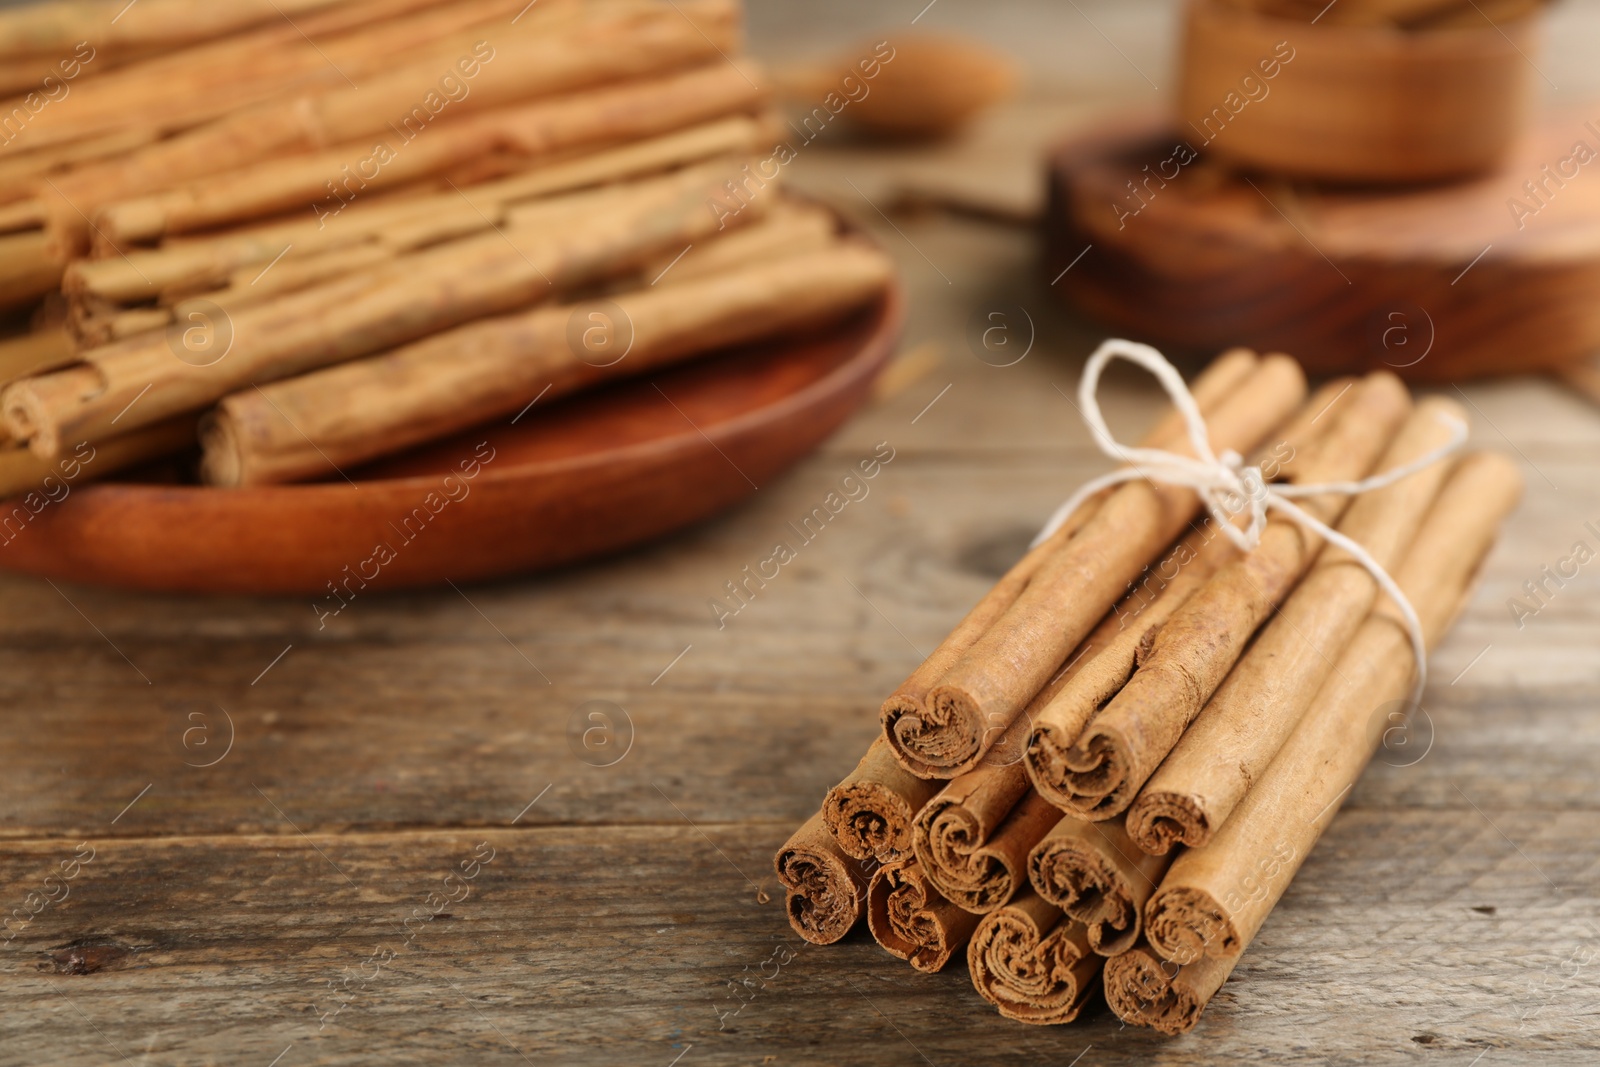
[912,797,1013,913]
[884,684,985,779]
[1055,724,1136,821]
[1023,720,1078,811]
[821,738,937,863]
[1125,789,1210,855]
[1143,884,1241,964]
[822,782,907,862]
[1103,943,1235,1035]
[774,812,870,945]
[1028,832,1139,956]
[967,890,1101,1024]
[866,859,979,973]
[4,371,71,459]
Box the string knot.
[1032,339,1467,705]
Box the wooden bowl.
[1179,0,1537,182]
[0,286,903,595]
[1044,108,1600,380]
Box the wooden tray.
[0,287,903,595]
[1045,108,1600,380]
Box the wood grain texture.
[2,2,1599,1061]
[1179,0,1536,182]
[1046,107,1600,380]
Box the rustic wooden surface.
[4,2,1600,1064]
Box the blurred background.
[1,2,1597,1063]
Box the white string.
[1033,339,1468,705]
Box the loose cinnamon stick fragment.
[880,349,1263,780]
[196,238,887,485]
[775,812,872,945]
[1142,452,1523,970]
[900,356,1307,780]
[967,889,1102,1024]
[866,859,979,973]
[1050,372,1412,820]
[1103,942,1236,1035]
[1028,815,1172,957]
[824,739,938,863]
[7,160,768,457]
[1127,397,1467,854]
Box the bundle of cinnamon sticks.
[0,0,895,498]
[774,347,1521,1032]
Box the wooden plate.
[1045,108,1600,380]
[0,287,903,595]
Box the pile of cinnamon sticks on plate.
[0,0,893,496]
[775,348,1521,1033]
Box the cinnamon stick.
[897,355,1307,780]
[775,811,873,945]
[0,229,62,308]
[1028,815,1173,957]
[1126,397,1467,854]
[1023,521,1243,806]
[880,348,1262,780]
[913,783,1062,915]
[0,128,158,195]
[48,1,743,248]
[1102,942,1236,1035]
[909,612,1161,914]
[195,236,886,485]
[7,159,771,457]
[1023,377,1355,794]
[0,327,71,384]
[866,859,979,973]
[1048,372,1411,820]
[823,739,938,864]
[0,0,539,164]
[631,200,837,287]
[966,889,1102,1024]
[195,167,816,318]
[0,199,45,233]
[188,244,394,313]
[79,56,764,249]
[1141,452,1522,970]
[66,114,766,305]
[0,0,349,64]
[0,415,194,500]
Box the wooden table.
[5,6,1600,1064]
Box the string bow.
[1033,339,1467,703]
